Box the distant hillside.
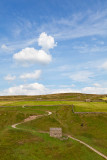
[0,93,106,101]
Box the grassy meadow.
[0,100,107,112]
[0,93,107,160]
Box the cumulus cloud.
[1,82,107,95]
[0,82,80,95]
[4,75,16,81]
[13,32,56,66]
[13,47,52,66]
[70,71,93,82]
[38,32,57,51]
[0,83,49,95]
[19,70,42,80]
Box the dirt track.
[11,111,52,129]
[68,135,107,160]
[11,111,107,160]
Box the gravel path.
[11,111,107,159]
[68,135,107,159]
[11,111,52,129]
[11,115,38,129]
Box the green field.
[1,100,107,112]
[102,97,107,101]
[0,93,107,160]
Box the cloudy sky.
[0,0,107,95]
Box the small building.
[50,128,62,138]
[36,98,42,100]
[85,99,91,102]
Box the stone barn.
[85,99,91,102]
[50,128,62,138]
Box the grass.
[19,105,107,156]
[56,106,107,154]
[0,93,107,160]
[0,93,106,101]
[102,97,107,100]
[1,100,107,112]
[0,128,105,160]
[73,101,107,112]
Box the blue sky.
[0,0,107,95]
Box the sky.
[0,0,107,95]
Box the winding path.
[68,135,107,160]
[11,111,107,160]
[11,111,52,129]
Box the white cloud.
[20,70,42,80]
[93,83,101,87]
[38,32,57,51]
[13,32,56,66]
[1,82,107,95]
[73,44,107,54]
[13,47,52,66]
[0,83,49,95]
[37,10,107,40]
[4,75,16,81]
[70,71,93,82]
[0,39,37,55]
[1,44,8,50]
[51,88,80,94]
[0,83,80,96]
[1,44,13,52]
[54,86,107,94]
[101,61,107,70]
[82,87,107,94]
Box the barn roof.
[50,128,62,131]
